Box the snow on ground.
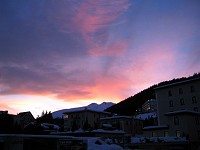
[87,137,123,150]
[134,112,157,120]
[132,136,187,143]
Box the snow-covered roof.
[91,129,125,134]
[134,112,157,120]
[102,124,112,128]
[0,134,73,139]
[52,102,114,118]
[165,109,200,116]
[154,77,200,90]
[143,125,168,131]
[132,136,187,144]
[100,115,132,120]
[41,123,60,130]
[63,107,110,114]
[88,137,123,150]
[52,129,125,135]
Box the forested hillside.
[105,73,200,115]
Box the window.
[192,96,197,104]
[176,130,181,137]
[195,117,199,125]
[191,86,195,92]
[198,130,200,138]
[174,116,179,125]
[194,107,198,112]
[164,131,168,137]
[169,100,173,107]
[63,114,69,119]
[152,131,156,137]
[180,98,185,105]
[179,88,183,94]
[168,90,172,97]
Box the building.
[100,115,143,136]
[15,111,35,128]
[63,108,111,131]
[143,77,200,148]
[142,99,157,113]
[0,111,8,115]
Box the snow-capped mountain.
[52,102,115,118]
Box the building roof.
[18,111,35,118]
[154,77,200,90]
[100,115,132,120]
[143,125,169,131]
[165,110,200,116]
[63,107,110,114]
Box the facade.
[100,116,143,136]
[143,77,200,144]
[0,111,8,115]
[142,99,157,113]
[63,108,110,131]
[15,111,35,128]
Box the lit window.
[169,100,173,107]
[179,88,183,94]
[180,98,185,105]
[174,116,179,125]
[176,130,181,137]
[64,114,69,119]
[192,96,197,104]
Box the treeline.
[105,72,200,115]
[0,111,64,134]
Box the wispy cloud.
[1,0,200,116]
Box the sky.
[0,0,200,117]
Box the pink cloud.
[88,40,128,56]
[71,0,130,56]
[73,0,130,33]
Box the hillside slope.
[105,73,200,115]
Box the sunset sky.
[0,0,200,117]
